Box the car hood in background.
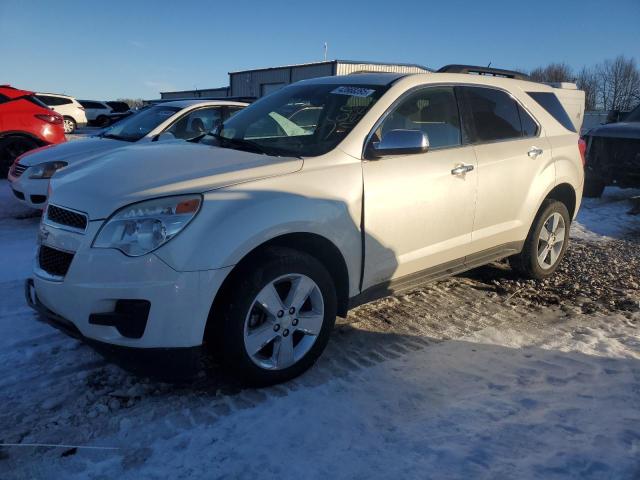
[49,142,303,219]
[18,136,127,167]
[586,122,640,140]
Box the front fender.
[155,172,363,295]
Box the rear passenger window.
[526,91,576,132]
[461,87,522,142]
[0,93,8,103]
[376,87,461,149]
[518,105,539,137]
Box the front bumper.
[31,221,233,349]
[26,279,203,377]
[7,173,49,209]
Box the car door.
[361,86,478,289]
[458,86,553,255]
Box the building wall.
[163,61,431,99]
[336,62,429,75]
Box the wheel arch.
[545,183,577,219]
[0,130,46,145]
[204,232,350,345]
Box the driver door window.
[376,87,462,149]
[166,107,223,140]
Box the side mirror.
[368,129,429,159]
[154,132,176,142]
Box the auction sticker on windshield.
[331,86,375,97]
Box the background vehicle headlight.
[93,195,202,256]
[28,161,68,179]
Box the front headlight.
[28,161,68,179]
[93,195,202,256]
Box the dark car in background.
[0,85,65,177]
[105,101,133,124]
[583,104,640,197]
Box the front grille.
[47,205,88,231]
[38,245,74,277]
[11,163,27,177]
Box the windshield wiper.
[208,133,299,158]
[101,133,135,142]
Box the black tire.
[509,199,571,280]
[583,176,605,198]
[0,136,39,178]
[96,115,110,127]
[215,247,337,386]
[63,116,76,134]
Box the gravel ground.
[467,236,640,315]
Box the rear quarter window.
[526,91,576,132]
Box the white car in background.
[78,100,114,127]
[35,93,88,134]
[8,99,247,208]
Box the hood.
[18,136,126,167]
[49,142,303,219]
[586,122,640,140]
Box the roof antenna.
[487,62,492,67]
[323,42,328,61]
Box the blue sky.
[1,0,639,100]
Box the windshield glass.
[101,105,180,141]
[217,83,388,157]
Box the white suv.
[27,68,585,385]
[36,93,87,133]
[78,100,113,126]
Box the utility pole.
[323,42,328,62]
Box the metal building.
[159,86,229,100]
[159,59,431,100]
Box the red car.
[0,85,66,177]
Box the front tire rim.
[63,119,74,133]
[243,273,324,371]
[537,212,566,270]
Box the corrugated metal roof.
[229,59,432,74]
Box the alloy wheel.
[243,273,324,370]
[536,212,566,269]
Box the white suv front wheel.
[217,247,337,386]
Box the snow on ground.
[0,182,639,479]
[572,187,640,242]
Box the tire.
[63,117,76,134]
[509,200,571,280]
[583,176,605,198]
[0,136,39,178]
[215,247,337,386]
[96,115,110,127]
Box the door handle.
[451,164,474,176]
[528,147,544,158]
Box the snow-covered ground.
[0,181,638,479]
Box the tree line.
[528,55,640,112]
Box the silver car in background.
[8,99,247,208]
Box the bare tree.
[595,56,640,111]
[576,66,598,110]
[529,62,574,83]
[116,98,145,109]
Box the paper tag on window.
[331,86,375,97]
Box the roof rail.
[437,64,529,81]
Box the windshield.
[217,83,388,157]
[101,105,180,141]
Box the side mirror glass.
[368,129,429,159]
[155,132,176,142]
